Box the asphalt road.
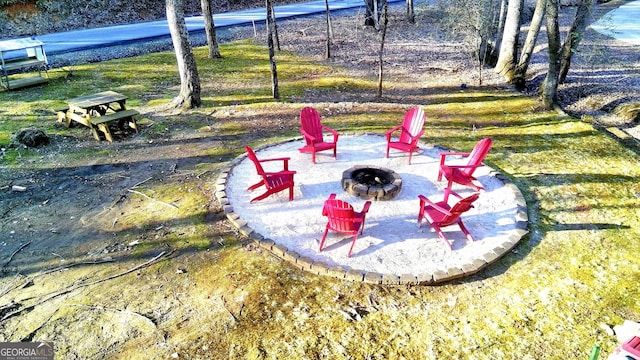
[13,0,402,56]
[591,0,640,45]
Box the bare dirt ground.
[0,0,638,357]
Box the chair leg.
[458,220,474,242]
[358,221,365,235]
[288,185,294,201]
[250,190,272,203]
[469,182,484,192]
[247,180,265,191]
[443,181,454,202]
[417,199,425,227]
[319,227,330,251]
[434,227,453,250]
[347,234,358,257]
[312,150,316,164]
[437,157,446,181]
[386,144,390,158]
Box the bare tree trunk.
[495,0,524,82]
[166,0,201,109]
[273,4,281,51]
[490,0,508,61]
[201,0,221,58]
[477,32,485,85]
[324,0,333,59]
[514,0,546,90]
[406,0,415,23]
[541,0,561,110]
[266,0,279,99]
[365,0,380,28]
[559,0,595,83]
[377,0,388,98]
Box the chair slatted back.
[399,107,426,144]
[245,146,265,175]
[266,174,288,188]
[440,193,479,227]
[300,107,324,145]
[324,199,357,233]
[463,138,493,177]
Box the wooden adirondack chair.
[385,106,426,164]
[417,189,480,250]
[298,106,339,163]
[320,193,372,257]
[244,146,297,203]
[438,138,492,196]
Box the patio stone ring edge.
[214,133,530,285]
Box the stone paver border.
[214,135,529,285]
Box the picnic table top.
[67,91,127,109]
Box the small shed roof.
[0,38,45,52]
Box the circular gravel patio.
[214,133,529,285]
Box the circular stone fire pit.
[342,165,402,201]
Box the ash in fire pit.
[342,166,402,201]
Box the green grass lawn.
[1,39,639,359]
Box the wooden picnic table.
[58,90,139,142]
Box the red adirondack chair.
[298,106,339,163]
[385,106,426,164]
[417,189,480,250]
[438,138,492,196]
[244,146,297,203]
[320,193,372,257]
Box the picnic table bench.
[58,90,139,142]
[90,109,139,142]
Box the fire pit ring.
[342,165,402,201]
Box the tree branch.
[65,303,157,328]
[127,189,179,209]
[1,250,172,321]
[2,241,32,269]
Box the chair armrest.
[259,157,291,170]
[440,163,483,171]
[442,188,463,201]
[321,125,340,142]
[263,170,296,176]
[361,201,372,214]
[418,195,452,216]
[385,125,404,139]
[259,157,290,163]
[439,151,471,168]
[439,150,470,160]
